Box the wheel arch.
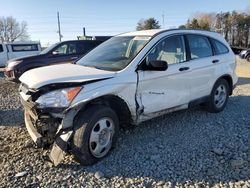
[74,95,133,128]
[213,74,233,95]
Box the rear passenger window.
[211,39,229,55]
[187,35,212,59]
[0,45,3,52]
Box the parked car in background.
[0,42,41,67]
[239,49,250,62]
[19,29,237,166]
[4,39,107,82]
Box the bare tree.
[136,18,161,31]
[0,16,29,43]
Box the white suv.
[19,29,238,166]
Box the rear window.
[211,39,229,55]
[0,44,3,52]
[11,44,39,52]
[187,35,213,59]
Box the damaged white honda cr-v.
[19,29,238,166]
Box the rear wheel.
[71,105,119,165]
[206,79,229,113]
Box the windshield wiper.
[82,65,103,70]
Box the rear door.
[0,44,7,67]
[136,35,191,117]
[185,34,215,100]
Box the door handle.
[179,67,190,71]
[70,56,78,60]
[212,59,219,63]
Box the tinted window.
[76,41,102,54]
[0,44,3,52]
[187,35,212,59]
[146,35,186,65]
[12,44,38,52]
[54,42,77,55]
[211,39,229,55]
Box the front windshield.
[40,43,59,54]
[77,36,150,71]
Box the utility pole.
[57,12,62,42]
[83,27,86,36]
[162,11,165,29]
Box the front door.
[185,34,215,100]
[48,42,79,65]
[136,35,191,119]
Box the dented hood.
[19,64,115,89]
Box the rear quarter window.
[186,35,213,59]
[211,39,229,55]
[12,44,39,52]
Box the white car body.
[0,41,41,67]
[19,29,238,165]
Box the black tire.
[246,55,250,62]
[71,105,119,165]
[206,79,229,113]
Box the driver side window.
[146,35,186,65]
[54,43,77,55]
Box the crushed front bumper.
[24,111,43,147]
[21,96,76,166]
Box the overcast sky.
[1,0,250,46]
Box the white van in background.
[0,42,41,67]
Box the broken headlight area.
[36,87,82,108]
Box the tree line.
[181,11,250,48]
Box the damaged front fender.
[48,104,86,166]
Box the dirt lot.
[0,58,250,187]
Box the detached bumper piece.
[24,111,43,147]
[49,131,73,166]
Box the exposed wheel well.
[77,95,133,128]
[216,75,233,95]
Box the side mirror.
[52,51,59,55]
[147,60,168,71]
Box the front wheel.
[71,105,119,165]
[246,55,250,62]
[206,79,229,113]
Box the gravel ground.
[0,58,250,187]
